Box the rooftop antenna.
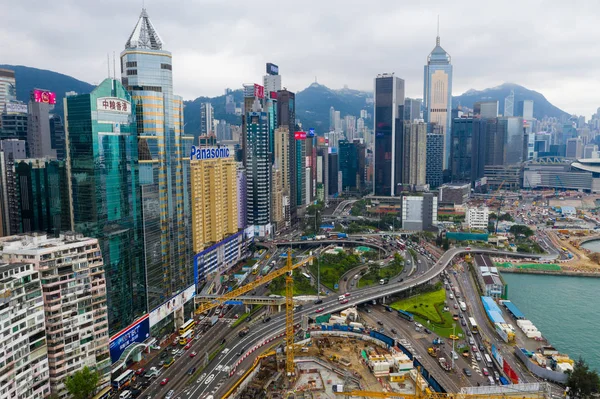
[436,15,440,46]
[112,51,116,80]
[107,53,110,79]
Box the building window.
[160,63,172,70]
[127,69,137,76]
[126,61,137,68]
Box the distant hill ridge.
[1,65,569,135]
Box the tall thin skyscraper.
[423,23,453,170]
[504,89,514,117]
[120,8,193,321]
[402,121,427,187]
[426,130,444,188]
[276,89,296,223]
[373,73,405,196]
[245,100,271,236]
[27,90,57,159]
[200,102,214,138]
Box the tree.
[65,367,100,399]
[509,224,534,238]
[566,357,600,398]
[442,238,450,251]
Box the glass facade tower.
[65,78,145,334]
[120,9,193,315]
[373,73,405,196]
[423,32,453,170]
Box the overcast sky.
[3,0,599,117]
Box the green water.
[502,273,600,372]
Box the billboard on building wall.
[254,84,265,99]
[149,285,196,327]
[32,89,56,104]
[109,315,150,363]
[266,63,279,75]
[269,91,277,99]
[308,128,315,137]
[295,131,306,140]
[5,103,28,113]
[189,145,231,160]
[96,97,131,114]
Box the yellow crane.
[195,249,314,376]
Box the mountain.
[452,83,570,120]
[0,65,95,118]
[295,82,372,132]
[1,65,569,134]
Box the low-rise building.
[0,261,50,399]
[0,233,110,397]
[438,183,470,205]
[401,193,438,231]
[474,254,505,299]
[465,206,489,230]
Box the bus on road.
[484,353,493,367]
[468,317,478,334]
[111,369,134,390]
[92,386,112,399]
[179,319,195,336]
[301,272,311,280]
[179,329,193,345]
[397,309,414,322]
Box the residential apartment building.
[0,233,110,397]
[0,260,50,399]
[190,154,238,253]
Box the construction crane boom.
[195,252,314,315]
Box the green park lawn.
[390,288,464,338]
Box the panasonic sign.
[190,146,231,160]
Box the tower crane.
[195,249,313,375]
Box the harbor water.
[501,272,600,372]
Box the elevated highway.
[191,246,548,398]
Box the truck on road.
[439,357,452,371]
[337,233,348,239]
[210,316,219,326]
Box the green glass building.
[65,78,146,334]
[14,158,70,235]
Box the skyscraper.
[374,73,405,196]
[404,98,422,122]
[245,100,271,236]
[27,90,57,159]
[504,89,515,117]
[49,114,66,160]
[402,121,427,187]
[517,100,534,119]
[272,127,290,230]
[423,26,453,170]
[120,9,193,322]
[190,151,238,253]
[426,130,444,189]
[484,118,506,166]
[65,78,145,335]
[500,117,525,165]
[566,138,583,159]
[276,89,296,222]
[200,102,214,138]
[474,101,499,119]
[0,69,16,129]
[328,150,339,197]
[295,135,306,206]
[450,118,487,184]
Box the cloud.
[1,0,599,116]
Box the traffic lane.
[450,268,528,384]
[190,249,454,395]
[142,320,231,397]
[361,308,465,392]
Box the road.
[129,246,545,398]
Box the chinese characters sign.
[254,84,264,99]
[97,97,132,115]
[109,316,150,362]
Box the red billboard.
[32,89,56,105]
[269,91,277,99]
[294,131,306,140]
[254,84,264,99]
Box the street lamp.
[452,322,456,369]
[317,247,321,299]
